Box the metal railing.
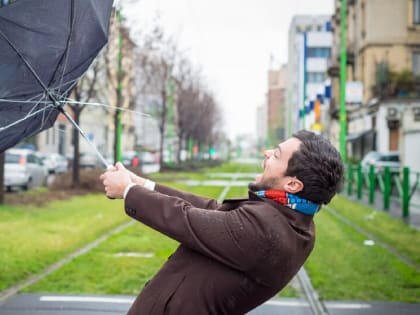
[345,163,420,219]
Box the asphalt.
[0,294,419,315]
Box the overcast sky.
[122,0,334,140]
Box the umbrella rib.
[0,104,55,132]
[64,99,151,117]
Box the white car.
[40,153,69,174]
[4,149,48,191]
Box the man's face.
[250,137,302,192]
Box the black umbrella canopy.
[0,0,114,153]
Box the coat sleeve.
[154,183,219,210]
[125,185,266,272]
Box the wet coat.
[124,183,315,315]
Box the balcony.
[373,66,420,99]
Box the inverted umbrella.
[0,0,114,166]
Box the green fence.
[345,163,420,219]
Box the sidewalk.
[1,294,419,315]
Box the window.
[413,52,420,76]
[307,47,331,58]
[307,72,326,83]
[414,0,420,24]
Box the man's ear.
[283,176,304,194]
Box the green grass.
[0,194,128,291]
[329,195,420,265]
[306,210,420,302]
[25,223,177,295]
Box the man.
[100,130,344,315]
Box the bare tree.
[68,60,101,187]
[136,25,177,165]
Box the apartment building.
[329,0,420,171]
[287,15,332,137]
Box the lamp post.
[339,0,347,163]
[114,8,123,163]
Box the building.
[267,64,287,144]
[256,102,267,150]
[329,0,420,171]
[287,15,332,137]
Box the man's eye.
[274,149,280,158]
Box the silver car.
[4,149,48,191]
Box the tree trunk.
[72,107,81,187]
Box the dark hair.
[285,130,344,204]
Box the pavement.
[0,294,419,315]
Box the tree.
[68,59,102,186]
[136,25,177,166]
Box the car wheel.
[22,177,32,191]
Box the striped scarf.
[255,190,320,215]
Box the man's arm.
[125,185,267,272]
[104,163,219,209]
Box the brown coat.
[124,183,315,315]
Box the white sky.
[122,0,334,140]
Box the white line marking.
[40,296,134,304]
[325,302,371,309]
[39,296,372,309]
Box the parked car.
[140,152,160,174]
[361,151,400,173]
[122,151,141,168]
[79,152,99,169]
[39,153,69,174]
[4,149,48,191]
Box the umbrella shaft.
[60,109,110,168]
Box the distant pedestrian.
[100,130,344,315]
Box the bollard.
[383,166,390,211]
[402,167,409,218]
[347,164,353,196]
[357,163,363,200]
[369,164,375,204]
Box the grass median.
[0,193,128,291]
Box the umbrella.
[0,0,114,166]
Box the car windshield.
[379,155,399,162]
[5,153,20,164]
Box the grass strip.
[329,195,420,265]
[0,194,128,291]
[306,210,420,302]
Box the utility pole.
[302,32,307,130]
[166,71,174,165]
[114,8,123,163]
[339,0,347,163]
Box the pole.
[114,8,123,163]
[167,71,174,165]
[402,167,410,219]
[339,0,347,163]
[383,166,391,211]
[302,32,307,130]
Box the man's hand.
[100,162,132,199]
